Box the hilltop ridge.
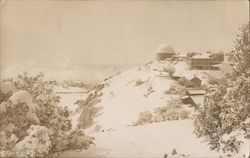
[85,59,230,130]
[60,58,249,158]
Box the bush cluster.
[134,99,191,126]
[76,83,104,129]
[0,73,94,157]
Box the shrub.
[134,111,153,125]
[0,81,16,94]
[0,73,94,157]
[179,110,190,120]
[155,107,190,123]
[135,79,145,86]
[134,99,191,126]
[13,125,52,157]
[164,110,179,121]
[153,106,168,122]
[76,85,103,129]
[0,91,12,103]
[77,100,101,129]
[221,135,243,153]
[207,77,227,86]
[66,130,94,151]
[207,78,220,85]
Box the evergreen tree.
[194,23,250,153]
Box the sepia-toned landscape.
[0,0,249,157]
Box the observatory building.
[156,44,176,60]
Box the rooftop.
[156,44,175,54]
[190,95,205,106]
[187,89,206,95]
[191,54,211,59]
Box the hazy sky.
[0,0,249,69]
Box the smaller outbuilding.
[184,88,206,108]
[190,76,202,87]
[180,96,192,104]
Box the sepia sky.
[0,0,249,69]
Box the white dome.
[156,44,175,54]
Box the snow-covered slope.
[92,60,177,130]
[61,60,248,158]
[90,60,229,130]
[62,120,249,158]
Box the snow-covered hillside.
[62,120,248,158]
[87,60,229,130]
[60,60,248,158]
[93,62,176,130]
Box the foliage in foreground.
[0,73,94,157]
[76,83,104,129]
[194,23,250,153]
